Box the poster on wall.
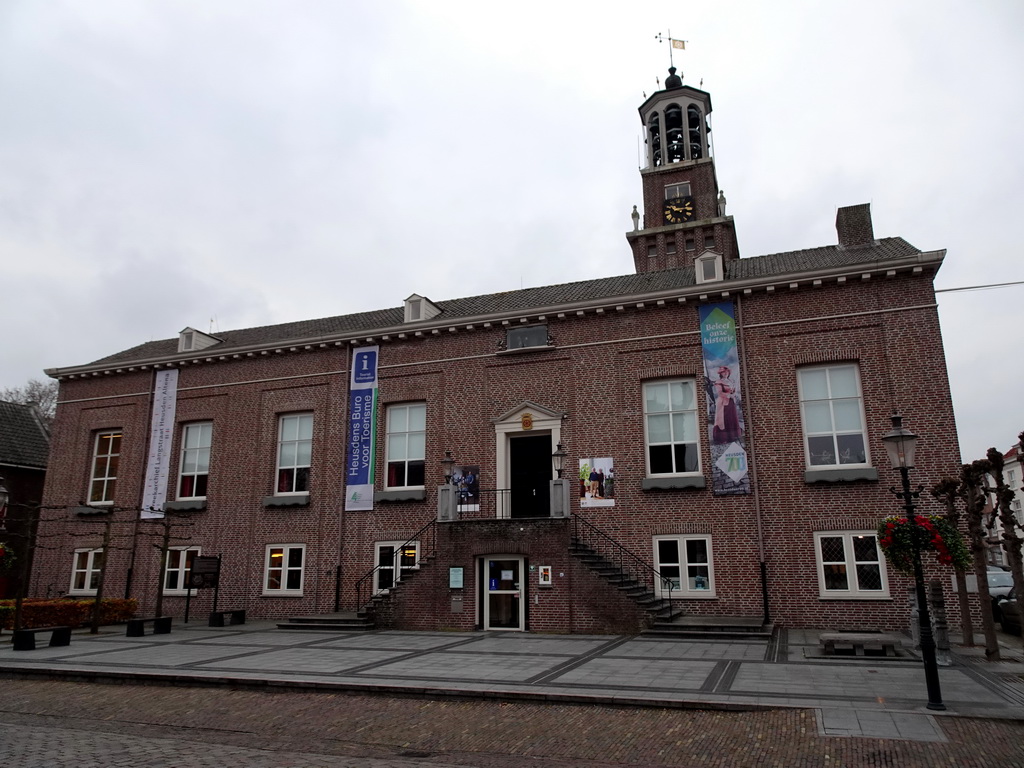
[452,464,480,512]
[698,302,750,495]
[141,369,179,519]
[578,457,615,508]
[345,345,379,511]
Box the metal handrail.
[353,517,437,612]
[571,512,675,605]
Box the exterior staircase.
[569,518,774,641]
[568,538,683,624]
[277,549,435,632]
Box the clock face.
[664,196,695,224]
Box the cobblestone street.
[4,679,1024,767]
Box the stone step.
[276,621,375,631]
[277,611,375,631]
[643,617,774,639]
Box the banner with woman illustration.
[699,302,750,495]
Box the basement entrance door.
[482,556,525,631]
[509,434,551,518]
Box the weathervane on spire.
[655,31,687,69]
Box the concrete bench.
[12,625,72,651]
[819,632,903,657]
[126,616,173,637]
[208,609,246,627]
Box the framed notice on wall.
[449,567,464,589]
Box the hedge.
[0,598,137,630]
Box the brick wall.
[33,262,961,635]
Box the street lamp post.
[881,413,945,711]
[551,443,568,479]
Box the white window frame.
[814,531,889,599]
[694,252,722,284]
[263,544,305,596]
[643,379,701,477]
[177,422,212,500]
[373,540,420,594]
[653,535,715,598]
[69,548,104,595]
[89,430,122,505]
[163,546,201,594]
[275,413,313,495]
[797,364,870,469]
[665,182,691,199]
[385,403,426,489]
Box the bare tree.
[987,444,1024,652]
[0,378,58,428]
[961,459,1001,660]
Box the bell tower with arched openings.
[626,67,740,276]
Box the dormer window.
[404,294,441,324]
[178,327,221,353]
[695,252,723,284]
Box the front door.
[482,556,525,630]
[509,434,551,518]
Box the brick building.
[0,400,50,599]
[33,68,961,634]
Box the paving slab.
[4,622,1024,744]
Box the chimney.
[835,203,874,248]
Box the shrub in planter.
[0,598,137,629]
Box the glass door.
[483,556,524,630]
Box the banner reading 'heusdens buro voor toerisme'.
[345,346,379,511]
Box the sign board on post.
[189,556,221,589]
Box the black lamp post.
[441,451,456,485]
[881,413,945,711]
[552,443,568,479]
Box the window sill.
[67,591,97,597]
[375,489,427,502]
[262,494,310,509]
[658,592,717,600]
[74,505,113,516]
[642,476,706,491]
[261,591,304,598]
[496,345,557,356]
[164,500,207,512]
[817,594,892,601]
[804,467,878,484]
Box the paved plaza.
[3,620,1024,748]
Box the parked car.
[998,588,1021,636]
[988,569,1015,621]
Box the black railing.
[454,488,512,520]
[352,517,437,612]
[571,512,674,605]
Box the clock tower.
[626,67,739,275]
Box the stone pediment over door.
[493,401,566,427]
[492,401,566,494]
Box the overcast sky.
[2,1,1021,463]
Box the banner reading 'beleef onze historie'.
[698,302,750,495]
[345,346,379,511]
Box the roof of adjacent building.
[75,235,929,370]
[0,400,50,469]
